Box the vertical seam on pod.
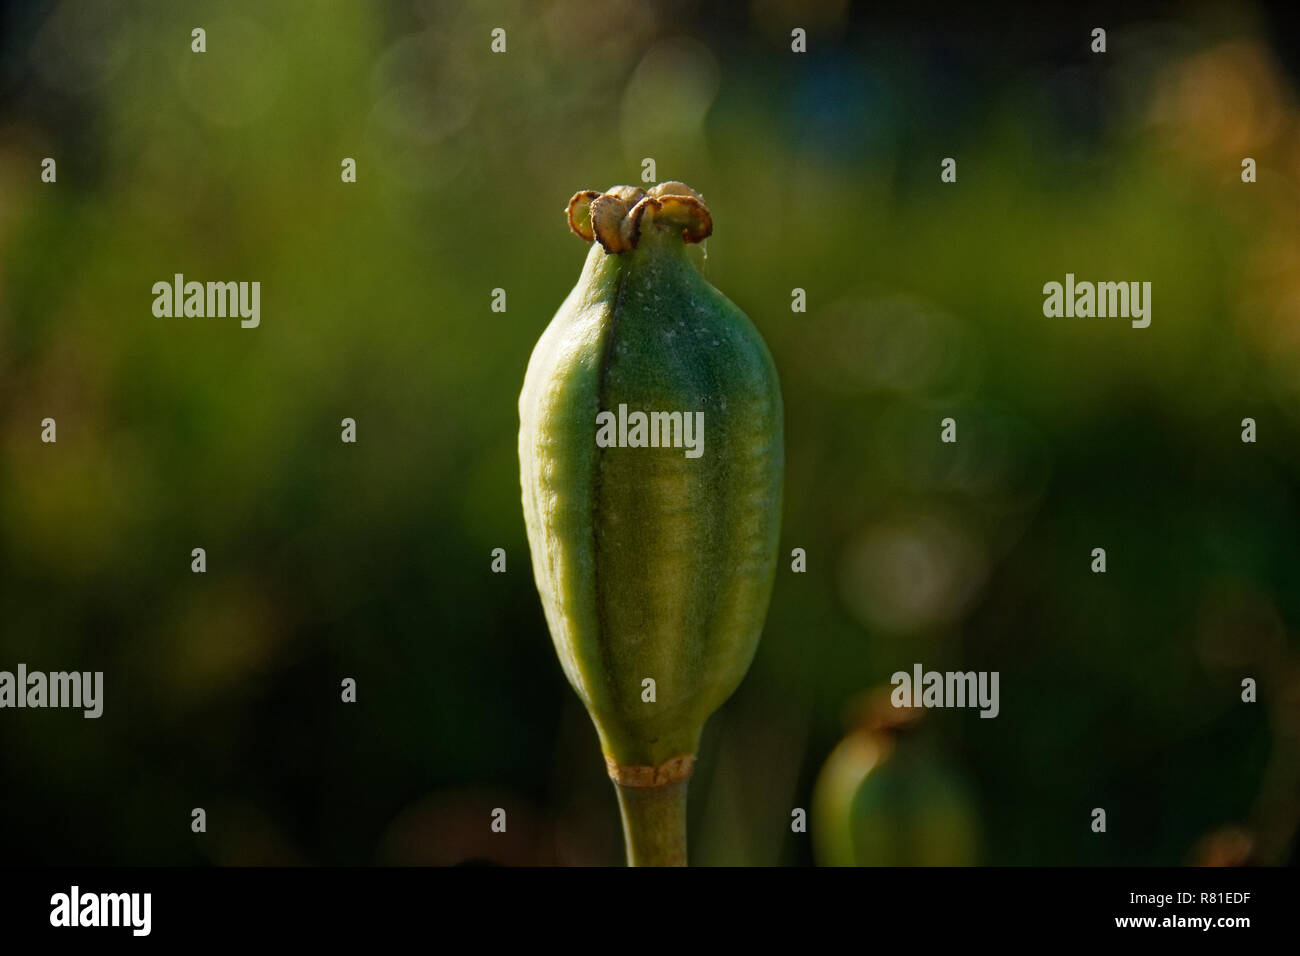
[591,263,628,739]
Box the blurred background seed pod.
[813,692,980,866]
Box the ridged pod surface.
[519,182,784,865]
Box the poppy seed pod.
[519,182,784,865]
[813,703,980,866]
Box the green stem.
[614,780,689,866]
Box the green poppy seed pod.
[812,714,981,867]
[519,182,784,865]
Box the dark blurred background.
[1,0,1297,865]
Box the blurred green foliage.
[1,0,1297,865]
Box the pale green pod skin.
[519,185,783,863]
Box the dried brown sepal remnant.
[604,753,697,788]
[565,190,601,241]
[565,182,713,254]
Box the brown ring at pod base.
[604,753,696,788]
